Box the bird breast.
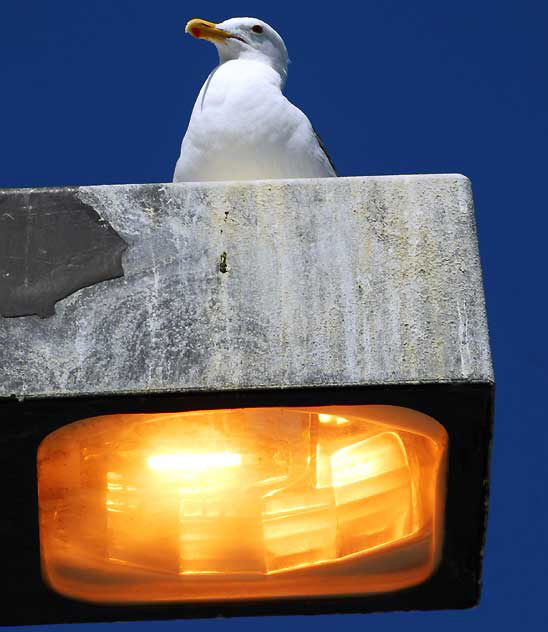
[174,60,332,182]
[193,62,293,142]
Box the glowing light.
[330,432,408,486]
[37,406,447,604]
[318,413,349,425]
[147,452,242,471]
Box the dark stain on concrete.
[0,188,127,318]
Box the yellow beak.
[185,19,237,42]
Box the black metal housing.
[0,383,493,626]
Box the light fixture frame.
[0,175,494,626]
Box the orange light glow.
[37,406,447,604]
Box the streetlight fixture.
[0,174,493,626]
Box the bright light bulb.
[37,406,447,604]
[318,413,349,425]
[147,453,242,471]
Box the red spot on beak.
[191,27,202,38]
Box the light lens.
[38,406,447,603]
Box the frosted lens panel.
[38,406,447,604]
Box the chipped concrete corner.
[0,174,493,399]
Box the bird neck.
[217,51,287,89]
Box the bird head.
[185,17,289,83]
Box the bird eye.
[252,25,263,34]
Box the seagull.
[173,17,337,182]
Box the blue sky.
[2,0,547,629]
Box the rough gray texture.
[0,175,493,400]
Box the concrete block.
[0,174,492,400]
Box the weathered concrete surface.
[0,175,493,399]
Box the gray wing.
[313,127,337,175]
